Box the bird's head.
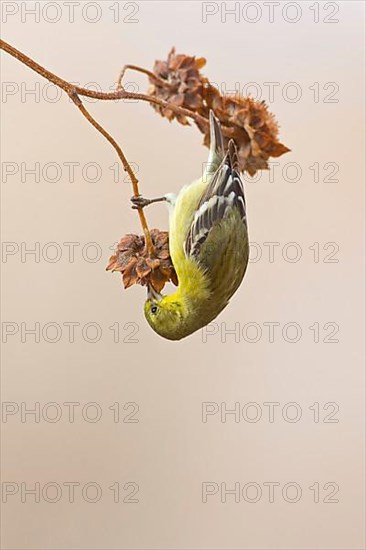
[144,285,188,341]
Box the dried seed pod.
[202,88,290,175]
[148,49,290,174]
[148,47,207,125]
[106,229,178,292]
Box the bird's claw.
[130,195,151,209]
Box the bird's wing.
[184,139,247,261]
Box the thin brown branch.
[116,63,170,90]
[0,38,159,253]
[68,91,154,254]
[1,38,76,96]
[0,39,209,133]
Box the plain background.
[1,1,365,549]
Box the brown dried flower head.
[202,87,290,175]
[148,47,207,125]
[106,229,178,292]
[148,49,290,175]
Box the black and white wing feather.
[185,139,247,260]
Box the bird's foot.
[130,195,166,210]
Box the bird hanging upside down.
[132,111,249,340]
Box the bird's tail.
[206,110,225,176]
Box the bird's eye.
[151,305,158,315]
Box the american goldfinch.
[134,111,249,340]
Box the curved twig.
[116,63,170,90]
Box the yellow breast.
[168,177,208,271]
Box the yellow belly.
[168,177,208,271]
[168,185,249,324]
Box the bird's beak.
[147,284,162,301]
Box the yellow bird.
[132,111,249,340]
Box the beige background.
[1,1,365,549]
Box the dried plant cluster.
[148,48,289,175]
[106,230,178,291]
